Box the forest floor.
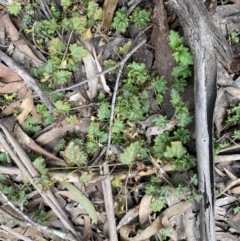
[0,0,240,240]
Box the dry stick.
[101,39,146,241]
[0,124,78,238]
[169,0,232,240]
[0,225,33,241]
[0,194,77,241]
[0,50,55,112]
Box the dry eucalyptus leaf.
[131,201,191,241]
[14,125,66,166]
[83,52,99,99]
[232,186,240,194]
[2,13,19,41]
[120,224,136,241]
[0,62,22,83]
[0,81,25,94]
[17,90,34,125]
[139,195,153,228]
[116,207,139,230]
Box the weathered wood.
[168,0,232,240]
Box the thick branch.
[169,0,232,240]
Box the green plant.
[230,31,240,44]
[111,7,128,32]
[150,198,165,212]
[0,153,7,164]
[160,228,172,240]
[233,197,240,215]
[7,2,20,15]
[57,138,66,150]
[112,6,150,32]
[32,205,48,225]
[130,7,150,28]
[23,115,42,135]
[227,104,240,125]
[33,157,51,190]
[0,177,27,210]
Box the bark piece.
[152,0,176,117]
[169,0,232,240]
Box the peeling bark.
[168,0,232,240]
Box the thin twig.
[101,39,146,241]
[0,124,78,238]
[0,225,33,241]
[0,50,55,112]
[0,196,77,241]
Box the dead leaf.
[146,119,177,136]
[102,0,119,31]
[215,196,237,206]
[14,124,66,166]
[0,81,25,94]
[130,201,191,241]
[35,118,90,145]
[116,207,139,230]
[224,86,240,105]
[218,178,240,197]
[215,154,240,163]
[2,13,19,41]
[15,41,44,64]
[120,224,136,241]
[83,51,99,99]
[139,195,152,227]
[232,186,240,194]
[92,47,111,95]
[16,89,34,125]
[1,101,21,116]
[0,62,22,83]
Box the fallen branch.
[169,0,232,240]
[0,123,79,240]
[0,193,77,241]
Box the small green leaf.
[60,181,98,224]
[112,119,125,133]
[111,7,128,32]
[54,100,71,113]
[119,41,132,55]
[7,2,20,15]
[120,142,141,165]
[151,76,168,94]
[152,115,167,128]
[87,1,98,18]
[44,60,55,73]
[130,7,150,28]
[173,45,193,65]
[169,30,184,50]
[172,64,192,79]
[61,0,72,9]
[64,142,87,166]
[70,16,87,34]
[54,70,71,85]
[164,141,187,159]
[150,198,165,212]
[97,102,111,121]
[69,44,87,62]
